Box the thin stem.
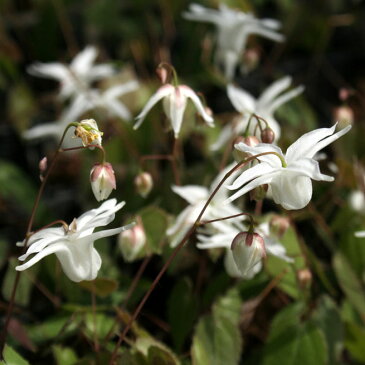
[0,123,75,359]
[91,281,100,352]
[108,151,280,363]
[198,212,254,226]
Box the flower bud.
[333,105,354,128]
[242,48,260,73]
[118,218,146,262]
[135,172,153,198]
[297,268,312,289]
[249,184,268,201]
[74,119,103,148]
[233,135,259,162]
[39,156,47,181]
[231,232,266,276]
[261,127,275,144]
[90,162,116,202]
[156,65,169,84]
[270,215,291,237]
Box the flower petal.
[134,84,174,129]
[163,88,187,138]
[288,158,334,182]
[171,185,208,204]
[234,142,284,166]
[265,85,304,115]
[71,46,97,74]
[227,84,256,114]
[27,62,69,81]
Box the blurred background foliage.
[1,0,365,364]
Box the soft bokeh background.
[1,0,365,364]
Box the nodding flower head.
[74,119,103,148]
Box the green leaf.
[139,206,169,255]
[78,278,118,298]
[344,322,365,362]
[167,277,198,351]
[2,258,37,307]
[52,345,78,365]
[191,288,242,365]
[0,345,29,365]
[262,302,328,365]
[83,313,115,340]
[333,253,365,318]
[265,227,306,299]
[313,296,343,364]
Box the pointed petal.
[89,64,115,81]
[134,84,174,129]
[257,76,292,109]
[288,158,334,182]
[266,85,304,115]
[171,185,208,204]
[27,62,69,81]
[164,89,187,138]
[87,223,135,242]
[234,142,284,166]
[106,99,132,121]
[227,84,256,114]
[71,46,97,74]
[266,240,294,262]
[180,86,214,125]
[103,81,139,99]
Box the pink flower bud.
[270,215,291,237]
[118,218,146,262]
[39,157,47,173]
[156,65,169,84]
[231,232,266,276]
[134,172,153,198]
[333,105,354,127]
[242,48,260,73]
[297,268,312,289]
[90,162,116,202]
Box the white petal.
[89,64,115,81]
[106,99,132,121]
[355,231,365,238]
[103,81,139,99]
[257,76,292,109]
[163,89,187,138]
[27,62,69,81]
[227,162,276,190]
[134,84,174,129]
[183,4,223,25]
[180,86,214,125]
[245,24,284,42]
[234,142,284,166]
[227,84,256,114]
[71,46,97,74]
[225,172,279,203]
[87,224,135,242]
[288,158,334,182]
[171,185,208,204]
[266,85,304,115]
[265,239,294,262]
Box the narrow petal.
[285,124,337,162]
[355,231,365,238]
[257,76,292,109]
[172,185,208,204]
[164,89,187,137]
[89,64,115,81]
[265,239,294,262]
[134,85,174,129]
[180,86,214,125]
[182,4,222,25]
[87,224,135,242]
[227,84,256,114]
[266,85,304,115]
[225,172,279,203]
[106,99,132,121]
[103,81,139,99]
[71,46,97,74]
[234,142,284,166]
[246,25,285,42]
[210,123,236,151]
[288,158,334,182]
[27,63,69,81]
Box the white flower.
[15,199,133,282]
[90,162,116,202]
[349,190,365,213]
[28,46,115,99]
[134,83,214,138]
[355,231,365,238]
[183,3,284,79]
[226,124,351,210]
[74,119,103,148]
[197,222,293,279]
[166,164,241,247]
[211,77,304,150]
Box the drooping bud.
[156,65,169,84]
[297,268,312,289]
[249,184,268,201]
[74,119,103,148]
[333,105,354,128]
[134,171,153,198]
[261,127,275,144]
[90,162,116,202]
[270,215,291,237]
[231,232,266,276]
[233,135,259,162]
[118,217,146,262]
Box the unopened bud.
[297,268,312,289]
[261,127,275,144]
[135,172,153,198]
[74,119,103,148]
[339,88,352,102]
[156,65,169,84]
[231,232,266,276]
[232,135,259,162]
[270,215,291,237]
[249,184,268,201]
[90,162,116,201]
[242,48,260,73]
[333,105,354,127]
[39,157,47,173]
[118,217,146,262]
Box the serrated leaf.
[262,302,328,365]
[0,345,29,365]
[139,206,169,255]
[191,288,242,365]
[167,277,198,351]
[333,253,365,318]
[78,278,118,298]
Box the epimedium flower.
[167,163,242,247]
[28,45,115,100]
[15,199,133,282]
[197,222,293,279]
[183,3,284,80]
[211,77,304,150]
[90,162,116,202]
[74,119,103,148]
[226,123,351,210]
[134,83,214,138]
